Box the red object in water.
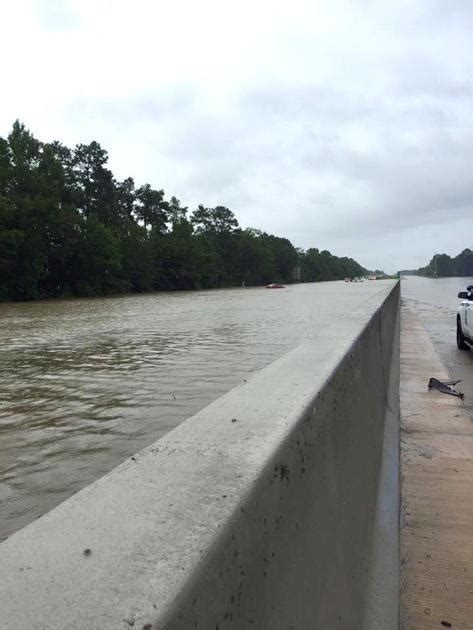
[265,283,285,289]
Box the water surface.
[1,281,393,540]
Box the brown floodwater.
[0,280,394,541]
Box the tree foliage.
[418,249,473,277]
[0,121,367,301]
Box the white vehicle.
[457,285,473,350]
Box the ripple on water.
[0,282,392,540]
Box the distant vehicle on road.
[265,283,285,289]
[345,277,364,283]
[457,285,473,350]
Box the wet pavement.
[401,276,473,413]
[400,303,473,629]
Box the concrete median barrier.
[0,281,400,629]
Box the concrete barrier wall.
[0,281,400,629]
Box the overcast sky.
[1,0,472,272]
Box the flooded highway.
[401,275,473,412]
[0,280,394,540]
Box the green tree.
[70,142,116,225]
[0,121,369,300]
[69,219,124,295]
[7,120,41,197]
[115,177,136,222]
[190,204,239,234]
[136,184,168,231]
[232,229,274,285]
[455,249,473,276]
[260,233,297,282]
[120,221,153,292]
[168,195,188,225]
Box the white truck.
[457,285,473,350]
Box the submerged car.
[457,285,473,350]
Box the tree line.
[417,249,473,277]
[0,121,367,301]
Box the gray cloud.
[34,0,81,32]
[3,0,472,273]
